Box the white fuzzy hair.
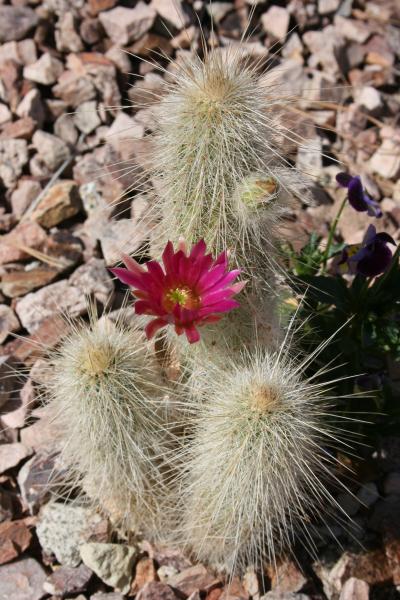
[144,45,312,289]
[45,310,175,534]
[171,338,359,574]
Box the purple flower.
[339,225,396,277]
[336,172,382,218]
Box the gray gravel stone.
[43,563,93,596]
[357,482,379,507]
[0,7,38,42]
[0,304,20,344]
[80,542,138,593]
[99,3,156,45]
[23,53,64,85]
[0,443,32,474]
[339,577,369,600]
[32,130,71,172]
[261,593,311,600]
[36,503,103,567]
[0,139,29,188]
[0,558,46,600]
[383,472,400,495]
[15,280,86,333]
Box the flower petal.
[184,325,200,344]
[188,254,214,287]
[134,300,162,315]
[366,199,382,218]
[200,269,241,293]
[202,288,240,306]
[214,250,228,267]
[146,260,166,285]
[362,224,377,245]
[197,264,227,290]
[109,267,144,288]
[174,323,184,336]
[122,254,146,275]
[145,318,168,340]
[190,239,207,260]
[347,177,368,212]
[349,245,370,263]
[357,242,393,277]
[201,314,222,324]
[336,172,353,187]
[178,238,188,254]
[198,299,240,316]
[376,232,396,245]
[132,289,150,300]
[229,280,247,294]
[162,241,175,273]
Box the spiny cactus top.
[110,239,246,343]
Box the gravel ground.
[0,0,400,598]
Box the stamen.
[167,287,190,306]
[164,286,200,311]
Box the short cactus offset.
[175,345,355,573]
[46,311,174,533]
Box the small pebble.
[383,472,400,496]
[357,482,379,507]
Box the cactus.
[174,344,355,574]
[149,47,310,289]
[41,36,355,577]
[163,290,282,372]
[45,310,175,533]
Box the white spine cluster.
[175,346,354,573]
[149,47,310,288]
[46,313,173,533]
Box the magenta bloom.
[110,240,246,343]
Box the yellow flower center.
[163,286,200,311]
[347,244,361,258]
[167,287,190,305]
[339,244,361,274]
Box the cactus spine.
[46,311,174,533]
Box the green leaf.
[292,275,350,310]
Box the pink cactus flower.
[110,239,246,343]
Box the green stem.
[322,197,347,273]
